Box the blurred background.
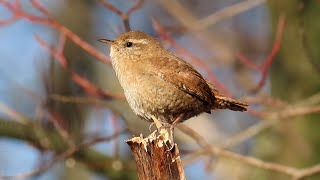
[0,0,319,179]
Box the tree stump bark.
[126,130,186,180]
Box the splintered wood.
[126,131,186,180]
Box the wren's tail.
[214,95,248,111]
[206,81,248,112]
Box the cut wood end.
[126,130,185,180]
[126,130,174,152]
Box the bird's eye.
[126,42,133,47]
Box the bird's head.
[99,31,163,61]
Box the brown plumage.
[207,82,248,111]
[99,31,248,127]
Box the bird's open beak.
[98,39,114,44]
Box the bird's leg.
[170,113,184,130]
[150,115,163,130]
[150,114,184,151]
[164,114,185,151]
[150,115,174,150]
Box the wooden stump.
[126,130,186,180]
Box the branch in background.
[35,35,124,100]
[0,98,75,154]
[0,120,133,180]
[223,92,320,148]
[0,16,18,26]
[159,0,265,32]
[97,0,145,32]
[237,15,286,93]
[180,123,320,180]
[49,95,109,105]
[0,0,109,63]
[197,0,266,30]
[0,102,31,125]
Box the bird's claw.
[158,124,175,151]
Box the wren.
[99,31,248,141]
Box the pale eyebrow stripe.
[127,39,149,44]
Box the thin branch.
[0,102,31,125]
[0,129,127,180]
[237,15,286,93]
[127,0,145,17]
[159,0,265,32]
[57,33,66,54]
[197,0,266,30]
[35,35,123,100]
[224,107,320,149]
[253,15,285,93]
[236,53,260,71]
[221,120,275,148]
[182,124,320,179]
[0,16,18,26]
[46,110,75,148]
[96,0,122,15]
[30,0,51,16]
[295,165,320,180]
[49,94,111,105]
[123,19,131,32]
[0,101,75,158]
[97,0,145,31]
[222,95,320,148]
[1,0,109,63]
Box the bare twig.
[0,129,127,180]
[221,119,275,148]
[97,0,145,31]
[1,0,109,63]
[237,15,286,93]
[223,99,320,149]
[182,124,320,179]
[159,0,265,32]
[252,15,285,93]
[197,0,266,30]
[35,35,123,100]
[49,94,112,105]
[0,102,30,125]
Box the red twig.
[97,0,144,17]
[35,35,68,68]
[96,0,123,15]
[0,129,127,180]
[47,109,75,148]
[35,35,123,100]
[0,16,18,26]
[236,53,260,71]
[237,15,286,93]
[57,33,66,54]
[127,0,145,16]
[152,18,232,97]
[97,0,145,31]
[256,15,285,92]
[1,0,109,63]
[30,0,50,16]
